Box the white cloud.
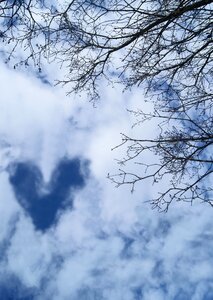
[0,172,20,242]
[0,54,213,300]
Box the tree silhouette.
[1,0,213,210]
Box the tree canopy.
[1,0,213,210]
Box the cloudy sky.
[0,31,213,300]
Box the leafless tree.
[0,0,213,210]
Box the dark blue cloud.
[0,274,38,300]
[8,158,87,232]
[76,287,104,300]
[0,214,19,261]
[155,219,171,237]
[36,72,51,86]
[119,235,135,259]
[203,288,213,300]
[173,287,195,300]
[131,286,143,300]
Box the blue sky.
[0,19,213,300]
[9,158,85,231]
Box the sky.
[0,28,213,300]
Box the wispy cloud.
[0,59,213,300]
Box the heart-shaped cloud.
[8,158,86,231]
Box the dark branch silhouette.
[1,0,213,210]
